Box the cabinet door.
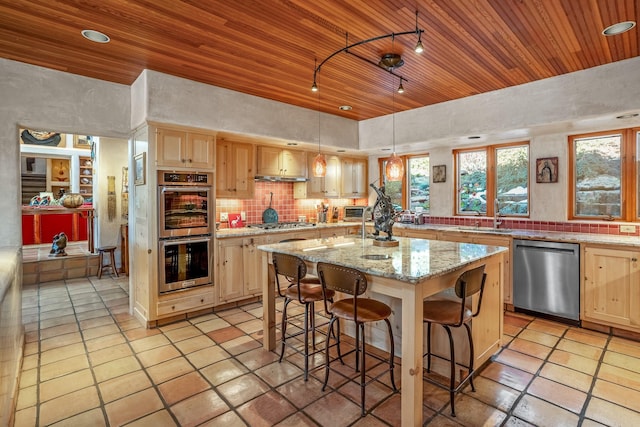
[157,129,187,167]
[186,133,214,169]
[218,238,245,302]
[257,146,282,176]
[232,142,254,198]
[216,142,233,197]
[341,158,367,198]
[323,156,341,197]
[244,236,266,296]
[281,149,306,177]
[583,246,640,329]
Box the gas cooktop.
[247,222,317,230]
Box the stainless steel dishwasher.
[513,239,580,323]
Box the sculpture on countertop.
[49,232,68,257]
[370,183,399,242]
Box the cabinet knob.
[632,258,638,262]
[147,249,152,254]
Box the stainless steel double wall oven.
[158,171,214,293]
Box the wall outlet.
[240,211,246,221]
[220,212,228,222]
[620,225,637,233]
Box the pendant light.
[385,40,404,182]
[311,61,327,177]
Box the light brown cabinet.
[294,155,340,198]
[216,140,254,198]
[256,146,306,178]
[341,157,368,198]
[217,236,266,303]
[157,128,214,169]
[583,245,640,332]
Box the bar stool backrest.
[272,253,307,299]
[317,262,367,296]
[454,264,486,323]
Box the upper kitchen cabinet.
[216,140,255,198]
[341,157,368,198]
[294,154,340,198]
[256,146,306,179]
[583,244,640,333]
[156,128,214,170]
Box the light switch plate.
[241,211,246,220]
[620,225,636,233]
[220,212,228,222]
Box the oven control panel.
[160,172,211,185]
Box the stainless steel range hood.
[254,175,309,182]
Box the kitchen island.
[259,236,508,426]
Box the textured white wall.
[0,59,130,246]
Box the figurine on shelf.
[370,183,399,242]
[49,232,68,257]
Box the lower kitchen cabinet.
[217,236,266,303]
[157,285,215,317]
[583,245,640,332]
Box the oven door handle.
[161,237,211,246]
[161,186,211,193]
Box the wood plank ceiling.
[0,0,638,121]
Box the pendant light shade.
[312,152,327,177]
[386,153,404,181]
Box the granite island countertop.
[215,221,360,238]
[258,236,508,284]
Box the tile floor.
[13,275,640,426]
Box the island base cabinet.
[583,245,640,332]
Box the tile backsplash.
[215,182,367,227]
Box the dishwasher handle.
[514,243,577,255]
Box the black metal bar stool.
[97,246,118,279]
[422,264,486,417]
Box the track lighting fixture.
[397,79,405,94]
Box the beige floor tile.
[40,342,86,365]
[236,318,264,334]
[105,388,165,427]
[195,317,231,333]
[220,334,262,355]
[548,349,599,375]
[89,342,133,366]
[513,394,579,426]
[276,375,327,409]
[129,333,171,353]
[517,329,561,348]
[40,314,76,330]
[200,358,249,386]
[40,331,83,352]
[495,349,544,374]
[79,315,115,330]
[19,368,37,388]
[235,347,281,371]
[527,376,587,414]
[556,338,603,360]
[564,328,608,348]
[40,354,90,381]
[49,408,106,427]
[304,391,362,427]
[507,337,552,359]
[608,336,640,358]
[158,371,212,406]
[137,344,181,368]
[254,360,304,387]
[85,332,127,352]
[40,369,95,402]
[13,406,37,427]
[163,325,203,342]
[98,370,153,403]
[526,318,568,337]
[602,350,640,375]
[592,379,640,413]
[92,355,142,383]
[463,376,520,413]
[585,397,640,426]
[170,390,230,426]
[480,362,534,391]
[76,308,111,321]
[186,345,230,369]
[597,363,640,391]
[173,334,217,354]
[539,362,593,393]
[443,393,508,425]
[125,409,178,427]
[39,386,101,426]
[15,385,37,411]
[81,323,121,340]
[217,373,271,407]
[40,322,80,340]
[146,357,195,384]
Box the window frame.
[378,153,430,211]
[568,128,638,221]
[453,141,530,217]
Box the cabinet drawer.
[157,287,215,316]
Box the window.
[379,154,429,212]
[455,142,529,216]
[569,129,638,221]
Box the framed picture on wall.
[134,153,146,186]
[73,135,93,149]
[536,157,558,183]
[433,165,446,183]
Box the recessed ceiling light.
[616,113,639,119]
[381,148,391,152]
[468,135,482,140]
[602,21,636,36]
[81,29,110,43]
[339,105,352,111]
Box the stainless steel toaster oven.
[343,206,371,222]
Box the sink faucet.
[362,206,373,239]
[494,198,503,229]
